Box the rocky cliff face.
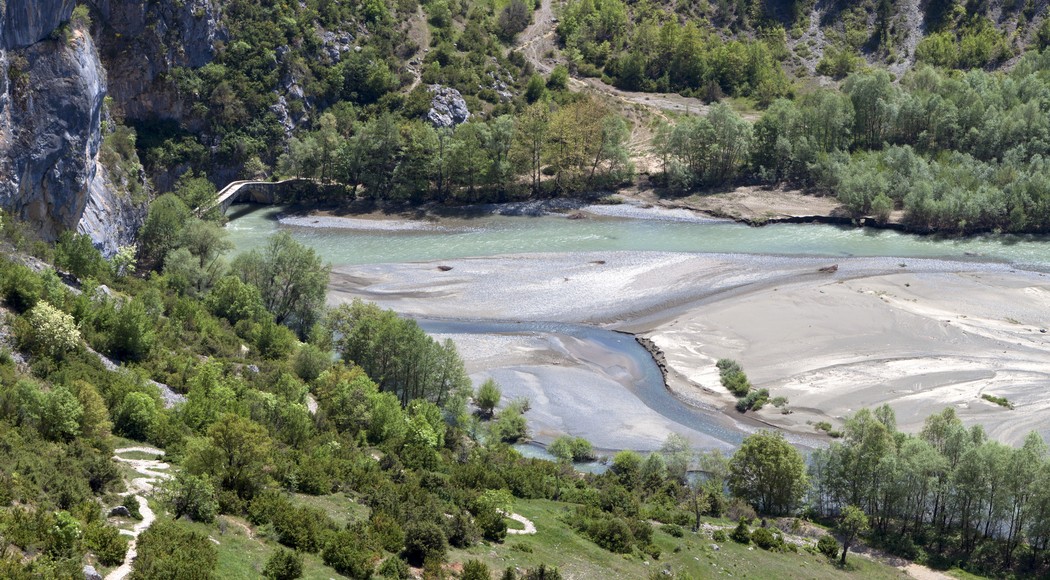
[2,0,75,49]
[95,0,224,123]
[0,0,144,254]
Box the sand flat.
[329,253,1050,447]
[647,269,1050,445]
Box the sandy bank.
[646,267,1050,445]
[328,251,1050,447]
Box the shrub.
[107,299,155,361]
[131,520,217,579]
[115,392,158,441]
[293,344,330,383]
[163,472,218,523]
[750,527,782,550]
[662,523,684,538]
[403,522,447,566]
[376,556,410,579]
[476,506,507,543]
[730,519,751,544]
[712,530,728,542]
[549,435,595,462]
[273,505,329,553]
[590,516,634,553]
[263,549,303,580]
[523,564,562,579]
[462,559,491,580]
[20,301,81,358]
[84,521,128,566]
[492,408,528,443]
[55,231,104,280]
[322,530,374,578]
[370,512,405,553]
[2,264,42,312]
[817,534,840,559]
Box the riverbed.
[227,202,1050,451]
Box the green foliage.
[462,559,491,580]
[131,520,218,579]
[1,263,42,313]
[735,388,770,413]
[729,431,807,515]
[105,299,156,361]
[185,413,272,499]
[981,393,1013,408]
[655,104,752,190]
[54,231,105,281]
[292,343,331,383]
[730,519,751,544]
[84,521,128,566]
[205,275,265,325]
[547,435,596,462]
[559,3,788,100]
[232,232,329,337]
[115,392,158,441]
[916,17,1009,69]
[403,522,448,566]
[263,548,303,580]
[547,66,569,91]
[750,526,783,550]
[329,299,470,409]
[492,407,529,443]
[139,194,193,271]
[45,510,81,557]
[163,472,218,523]
[18,301,80,359]
[837,505,869,565]
[322,529,375,577]
[817,534,840,560]
[475,378,501,419]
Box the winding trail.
[500,510,537,535]
[106,447,171,580]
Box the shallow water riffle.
[226,203,1050,271]
[422,319,743,452]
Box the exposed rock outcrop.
[0,1,144,254]
[95,0,225,123]
[2,0,75,49]
[427,84,470,128]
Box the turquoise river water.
[225,203,1050,455]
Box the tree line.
[653,50,1050,234]
[277,94,633,202]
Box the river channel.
[226,203,1050,453]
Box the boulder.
[83,565,103,580]
[108,505,132,518]
[426,84,470,128]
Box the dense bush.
[130,520,217,579]
[322,530,375,578]
[263,548,303,580]
[84,521,128,566]
[751,527,783,550]
[817,534,840,559]
[730,520,751,544]
[403,522,448,566]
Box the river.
[226,202,1050,453]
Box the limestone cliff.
[2,0,76,49]
[95,0,224,124]
[0,0,144,254]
